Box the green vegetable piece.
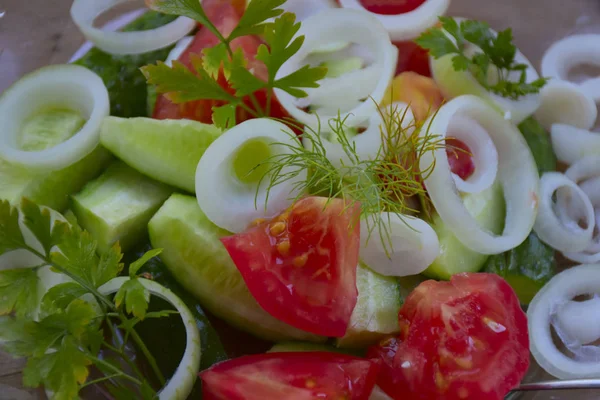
[18,109,85,151]
[518,116,558,174]
[148,193,325,342]
[75,11,177,118]
[100,117,221,193]
[71,161,172,253]
[483,233,556,304]
[336,264,402,349]
[424,182,506,280]
[232,138,273,184]
[269,342,362,357]
[321,57,363,79]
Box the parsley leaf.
[40,282,88,317]
[416,17,548,99]
[212,104,237,130]
[228,0,285,40]
[202,43,230,79]
[115,279,150,320]
[0,200,26,256]
[274,65,326,98]
[0,268,39,318]
[21,198,54,256]
[129,248,162,277]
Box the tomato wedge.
[446,138,475,181]
[220,197,361,337]
[393,41,432,77]
[358,0,426,15]
[152,0,289,123]
[201,352,380,400]
[368,273,529,400]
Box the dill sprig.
[257,102,446,252]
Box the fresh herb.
[0,199,174,399]
[258,103,445,254]
[518,116,557,174]
[416,17,548,100]
[141,0,327,128]
[75,11,177,118]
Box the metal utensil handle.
[513,378,600,392]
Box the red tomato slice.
[393,41,432,77]
[359,0,426,15]
[152,0,289,123]
[446,138,475,181]
[368,273,530,400]
[201,352,380,400]
[220,197,361,337]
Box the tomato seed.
[277,240,290,256]
[269,221,286,236]
[305,378,316,388]
[292,253,308,268]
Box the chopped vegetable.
[221,197,361,337]
[201,352,380,400]
[72,161,173,253]
[148,193,324,342]
[381,72,443,121]
[552,124,600,166]
[369,273,529,400]
[100,117,221,193]
[518,116,558,174]
[534,80,598,131]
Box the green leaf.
[202,43,229,79]
[50,222,99,288]
[415,27,459,58]
[23,337,91,400]
[145,310,179,319]
[0,268,40,318]
[212,104,237,130]
[0,200,27,256]
[492,28,517,68]
[439,16,463,45]
[40,282,87,316]
[96,243,124,287]
[274,64,327,98]
[40,299,98,341]
[461,19,492,50]
[142,61,239,104]
[20,198,54,256]
[115,278,150,320]
[518,117,557,174]
[228,0,285,40]
[451,54,471,71]
[140,379,157,400]
[146,0,225,42]
[129,248,163,278]
[229,64,267,97]
[257,13,304,82]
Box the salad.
[1,0,599,399]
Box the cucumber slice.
[424,182,506,280]
[100,117,222,192]
[148,193,325,342]
[18,109,85,151]
[322,57,364,78]
[72,161,172,253]
[336,265,402,349]
[0,147,112,212]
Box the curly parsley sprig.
[0,199,171,399]
[416,17,548,100]
[141,0,327,128]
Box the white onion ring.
[70,0,195,56]
[276,0,339,21]
[551,124,600,166]
[100,277,201,400]
[446,114,498,194]
[528,264,600,379]
[275,8,397,128]
[165,36,194,67]
[541,34,600,101]
[535,80,598,131]
[360,213,440,277]
[339,0,450,41]
[534,172,595,253]
[554,297,600,347]
[195,118,307,233]
[0,65,109,172]
[307,103,415,169]
[419,95,539,254]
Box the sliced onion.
[534,172,595,253]
[430,22,542,125]
[535,80,598,131]
[196,118,306,233]
[70,0,195,55]
[562,177,600,263]
[275,8,397,128]
[360,213,440,277]
[277,0,339,22]
[307,103,415,169]
[100,277,201,400]
[0,65,109,171]
[419,95,538,254]
[554,297,600,347]
[528,264,600,379]
[339,0,450,41]
[551,124,600,165]
[165,36,194,67]
[541,34,600,100]
[447,114,498,194]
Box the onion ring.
[0,65,109,172]
[551,124,600,166]
[419,95,539,255]
[535,80,598,131]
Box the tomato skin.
[201,352,380,400]
[446,138,476,181]
[358,0,427,15]
[369,273,529,400]
[220,197,361,337]
[393,41,432,77]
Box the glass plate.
[1,0,600,399]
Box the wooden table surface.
[1,0,599,399]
